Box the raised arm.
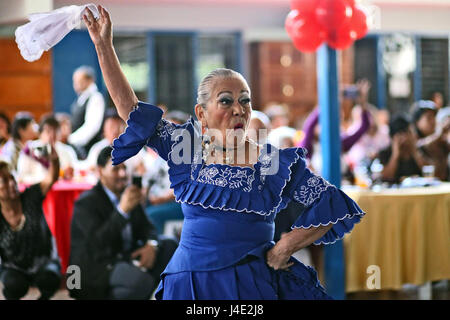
[83,5,138,121]
[40,142,60,195]
[341,108,370,152]
[380,135,401,182]
[298,108,319,159]
[341,79,372,152]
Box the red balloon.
[291,0,320,13]
[316,0,353,33]
[351,7,368,39]
[285,8,320,37]
[285,10,300,37]
[290,16,326,52]
[326,22,355,50]
[345,0,356,8]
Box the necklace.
[10,214,26,232]
[202,137,259,165]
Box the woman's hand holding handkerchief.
[15,3,99,62]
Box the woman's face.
[103,117,125,143]
[20,121,37,142]
[416,110,436,137]
[196,77,252,148]
[40,124,57,144]
[432,92,444,109]
[59,120,72,142]
[0,118,9,140]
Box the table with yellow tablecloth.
[343,183,450,293]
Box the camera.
[131,175,142,188]
[32,144,49,159]
[343,86,360,100]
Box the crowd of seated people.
[251,84,450,280]
[297,79,373,177]
[0,85,186,299]
[69,146,177,300]
[289,82,449,185]
[0,106,183,299]
[1,70,449,299]
[17,115,78,184]
[370,100,450,184]
[0,112,38,174]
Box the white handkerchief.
[15,3,99,62]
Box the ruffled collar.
[167,127,307,216]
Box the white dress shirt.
[68,83,105,147]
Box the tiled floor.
[0,282,73,300]
[1,280,448,300]
[347,281,449,300]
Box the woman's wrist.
[51,158,60,167]
[95,40,114,55]
[275,236,296,258]
[49,151,60,165]
[413,149,428,167]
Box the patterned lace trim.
[291,211,365,245]
[170,147,302,216]
[159,118,304,215]
[156,115,289,194]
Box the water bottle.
[370,158,384,189]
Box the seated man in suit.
[69,146,177,300]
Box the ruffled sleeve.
[112,101,193,165]
[285,159,365,245]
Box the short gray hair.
[74,65,96,81]
[197,68,249,108]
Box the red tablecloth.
[20,181,94,273]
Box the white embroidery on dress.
[245,174,255,193]
[156,119,176,139]
[191,149,202,180]
[196,166,254,192]
[259,153,274,185]
[293,174,334,207]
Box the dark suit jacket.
[69,182,158,299]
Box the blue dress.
[112,102,366,300]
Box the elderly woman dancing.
[83,5,365,300]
